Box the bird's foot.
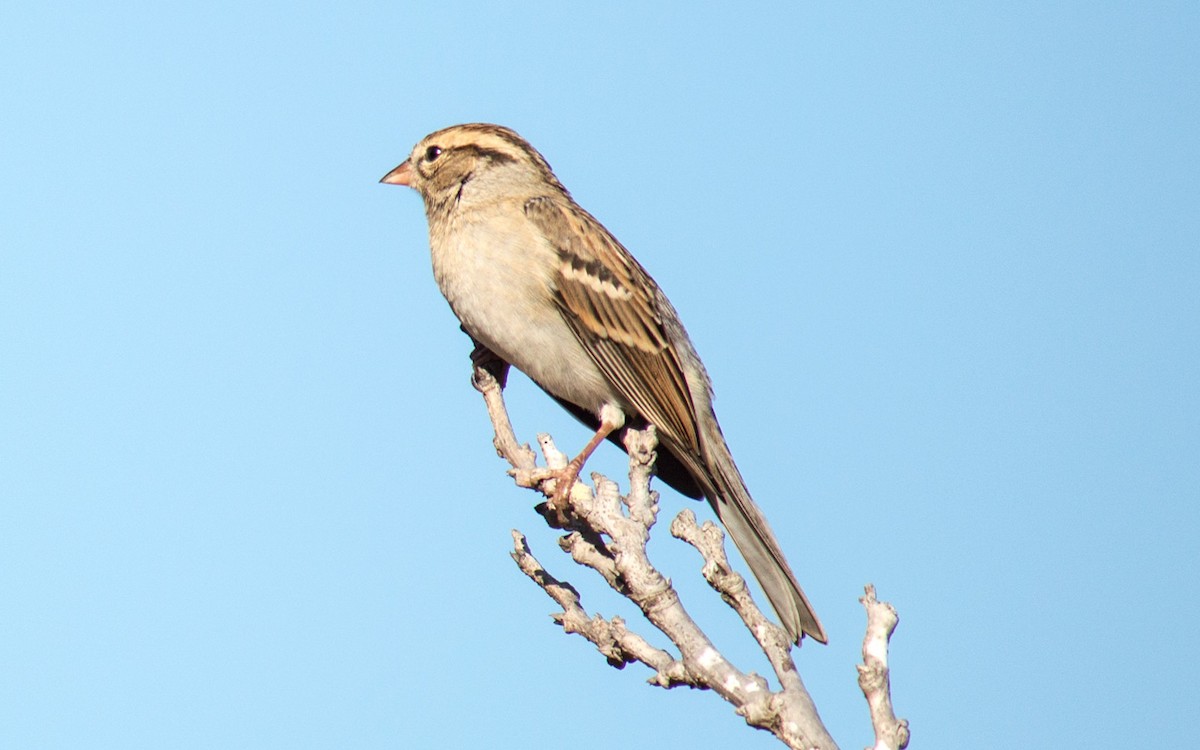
[532,459,585,529]
[467,339,509,389]
[548,457,585,508]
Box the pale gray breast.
[430,209,619,415]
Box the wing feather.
[524,197,700,454]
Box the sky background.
[2,2,1197,748]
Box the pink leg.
[552,418,620,504]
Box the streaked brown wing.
[524,196,700,454]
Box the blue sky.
[2,2,1197,748]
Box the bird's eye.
[424,146,443,162]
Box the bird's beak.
[380,160,413,186]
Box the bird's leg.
[550,421,616,506]
[550,407,624,507]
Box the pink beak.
[380,160,413,186]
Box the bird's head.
[380,123,567,211]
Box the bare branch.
[510,530,693,684]
[472,361,906,749]
[671,510,833,746]
[471,362,841,749]
[857,585,909,750]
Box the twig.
[857,585,909,750]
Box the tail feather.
[712,482,827,644]
[693,421,827,645]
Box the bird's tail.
[697,420,827,645]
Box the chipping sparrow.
[381,124,826,645]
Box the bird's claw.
[548,461,583,508]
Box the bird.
[380,123,826,645]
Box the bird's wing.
[526,197,826,644]
[524,196,701,454]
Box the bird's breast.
[429,211,619,416]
